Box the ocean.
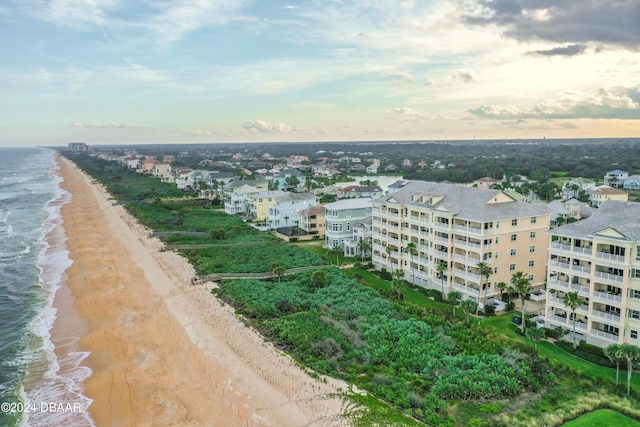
[0,147,94,427]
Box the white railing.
[434,236,449,244]
[546,313,569,325]
[592,329,619,342]
[550,260,571,270]
[388,212,399,218]
[592,290,622,304]
[434,250,449,259]
[548,278,569,291]
[595,271,624,283]
[453,283,479,297]
[529,291,547,302]
[572,264,591,274]
[596,252,625,263]
[593,310,621,324]
[573,246,592,255]
[434,222,450,229]
[551,242,571,251]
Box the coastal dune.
[56,156,349,426]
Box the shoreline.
[54,155,348,426]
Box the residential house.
[365,164,379,174]
[248,191,286,221]
[623,174,640,190]
[604,169,629,188]
[345,185,384,199]
[371,181,550,305]
[473,177,502,189]
[343,216,373,258]
[267,192,319,229]
[324,198,372,249]
[298,205,326,237]
[223,180,270,216]
[545,201,640,348]
[562,177,596,198]
[151,162,172,181]
[590,186,629,208]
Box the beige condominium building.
[371,181,550,306]
[545,201,640,348]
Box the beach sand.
[55,156,349,426]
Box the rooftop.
[549,201,640,241]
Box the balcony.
[454,268,481,282]
[434,222,450,230]
[434,236,449,244]
[454,225,482,235]
[596,252,625,263]
[547,279,590,296]
[551,242,571,251]
[592,309,621,324]
[434,250,449,259]
[546,313,569,326]
[592,290,622,304]
[592,329,619,342]
[573,246,593,255]
[529,290,547,302]
[594,271,624,283]
[388,212,399,218]
[453,283,479,297]
[550,260,571,270]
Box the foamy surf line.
[19,156,95,427]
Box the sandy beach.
[54,155,349,426]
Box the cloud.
[72,122,140,128]
[386,71,416,84]
[463,1,640,50]
[147,0,250,44]
[449,69,476,83]
[242,120,292,133]
[469,88,640,120]
[528,44,587,57]
[386,107,429,120]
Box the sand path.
[57,156,350,426]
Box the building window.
[631,289,640,299]
[494,252,499,259]
[512,219,518,226]
[528,275,534,281]
[510,249,517,256]
[531,216,537,224]
[494,267,498,274]
[509,263,516,271]
[529,245,536,253]
[495,237,499,243]
[529,260,535,267]
[511,234,517,242]
[632,330,638,340]
[633,269,640,279]
[629,310,640,320]
[530,231,536,238]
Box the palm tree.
[448,291,462,315]
[460,299,477,324]
[385,244,393,273]
[509,271,532,333]
[496,281,508,302]
[604,344,624,386]
[391,269,405,300]
[406,242,418,284]
[476,262,492,315]
[436,261,447,300]
[525,327,545,349]
[357,239,371,261]
[268,261,285,282]
[562,291,584,349]
[619,344,640,396]
[328,246,342,267]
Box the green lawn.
[563,409,640,426]
[483,313,640,395]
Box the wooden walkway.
[193,265,326,284]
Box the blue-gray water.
[0,148,93,426]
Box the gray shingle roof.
[549,201,640,241]
[372,181,549,222]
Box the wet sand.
[55,155,349,426]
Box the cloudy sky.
[1,0,639,146]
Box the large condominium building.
[545,201,640,348]
[371,181,550,304]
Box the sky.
[1,0,639,146]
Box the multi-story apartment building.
[545,201,640,348]
[324,198,372,249]
[371,181,550,305]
